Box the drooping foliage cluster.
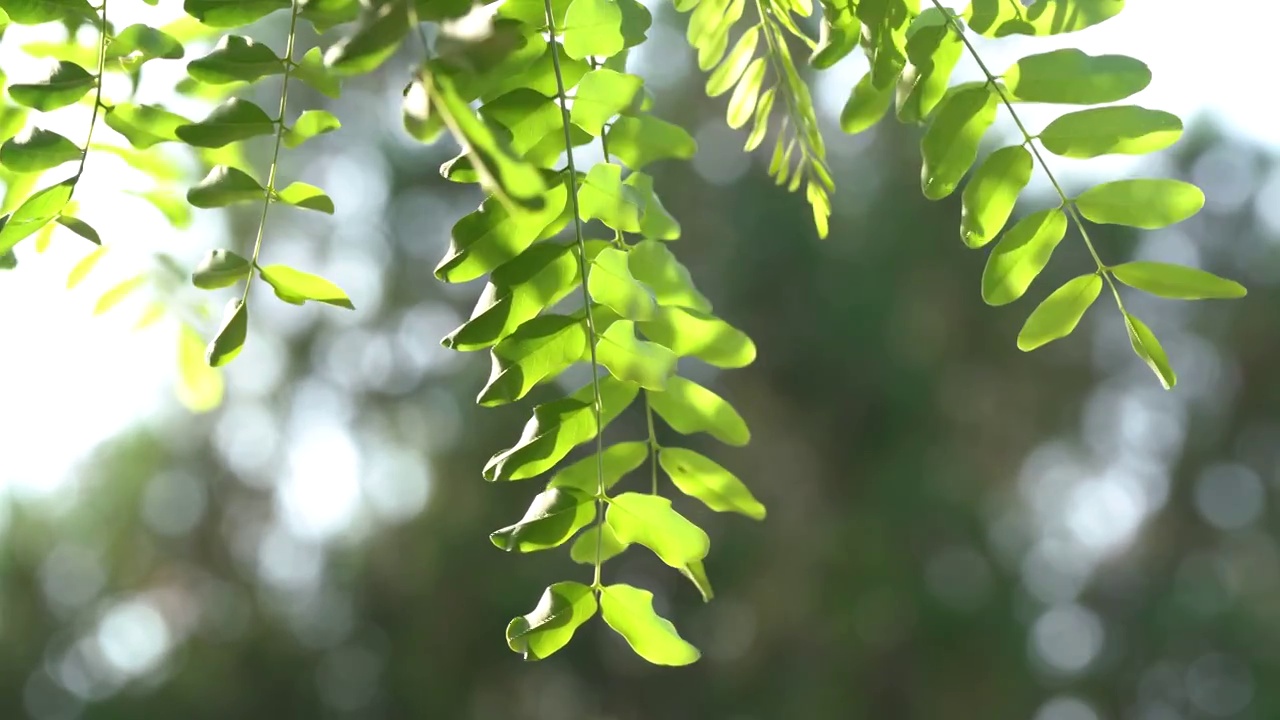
[0,0,1245,663]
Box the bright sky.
[0,0,1275,503]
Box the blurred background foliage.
[2,4,1278,720]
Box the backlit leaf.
[1016,273,1102,351]
[1124,312,1176,389]
[920,85,997,199]
[1075,179,1203,229]
[186,35,283,85]
[638,306,755,368]
[981,208,1068,306]
[506,582,597,661]
[563,0,625,60]
[9,61,94,111]
[960,145,1033,248]
[549,441,649,492]
[1111,261,1246,300]
[606,492,709,568]
[606,114,697,170]
[192,248,252,289]
[570,523,629,565]
[589,246,655,321]
[1005,49,1149,104]
[659,447,765,519]
[490,487,594,552]
[840,71,894,135]
[627,240,710,311]
[187,165,264,208]
[571,69,642,136]
[726,57,765,130]
[478,314,588,406]
[596,319,677,390]
[258,264,354,309]
[579,163,642,233]
[175,98,276,148]
[206,298,248,367]
[435,176,569,283]
[183,0,290,27]
[0,128,80,173]
[646,375,749,446]
[599,584,700,665]
[1040,106,1181,158]
[276,182,335,214]
[104,103,190,149]
[0,178,74,254]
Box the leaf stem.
[71,0,109,190]
[546,1,608,593]
[242,0,301,307]
[645,399,659,494]
[931,1,1126,310]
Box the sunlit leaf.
[606,114,697,170]
[1124,312,1176,389]
[175,98,276,148]
[1075,179,1203,229]
[571,69,642,135]
[548,441,649,492]
[596,320,677,390]
[599,584,700,665]
[206,298,248,367]
[9,61,94,111]
[589,246,655,321]
[579,163,643,233]
[638,305,755,368]
[94,274,147,316]
[104,103,190,149]
[840,71,894,135]
[1016,273,1102,351]
[1005,49,1149,104]
[275,182,335,214]
[176,323,224,413]
[562,0,625,60]
[659,447,765,519]
[960,145,1033,249]
[627,240,711,311]
[187,35,283,85]
[108,24,185,62]
[1040,106,1182,159]
[0,128,81,173]
[981,208,1068,306]
[1110,261,1246,300]
[478,314,588,406]
[920,85,997,199]
[569,523,629,565]
[183,0,290,27]
[490,487,595,552]
[187,165,264,208]
[0,177,74,254]
[505,582,596,661]
[606,492,709,568]
[192,248,252,289]
[646,375,750,446]
[258,264,354,309]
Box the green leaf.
[659,447,765,520]
[623,173,680,240]
[484,376,639,481]
[9,61,94,111]
[133,189,192,229]
[1005,49,1149,104]
[606,492,709,567]
[324,3,408,75]
[187,165,264,208]
[0,106,30,144]
[1124,312,1176,389]
[627,240,711,311]
[680,560,714,602]
[93,274,147,316]
[966,0,1124,37]
[66,245,106,288]
[176,324,224,414]
[443,242,587,351]
[599,584,700,666]
[1040,106,1182,159]
[981,208,1068,306]
[726,57,765,130]
[706,26,758,98]
[506,582,597,661]
[206,298,248,367]
[570,523,629,565]
[896,21,963,123]
[175,98,276,148]
[107,24,185,62]
[920,85,997,200]
[596,319,677,390]
[579,163,642,233]
[283,109,340,148]
[960,145,1033,249]
[605,115,697,170]
[638,306,755,368]
[1016,273,1102,351]
[192,248,252,290]
[478,314,588,406]
[0,177,74,254]
[571,69,642,135]
[548,441,649,492]
[258,264,354,309]
[425,68,550,210]
[563,0,625,60]
[292,47,340,99]
[0,128,80,172]
[1110,261,1246,300]
[104,103,190,149]
[499,0,572,26]
[480,89,566,157]
[183,0,290,27]
[2,0,93,24]
[435,177,569,283]
[744,86,775,151]
[647,375,750,446]
[187,35,283,85]
[56,215,98,244]
[840,71,894,135]
[275,182,335,214]
[490,487,595,552]
[589,246,655,321]
[1075,179,1204,229]
[810,2,860,69]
